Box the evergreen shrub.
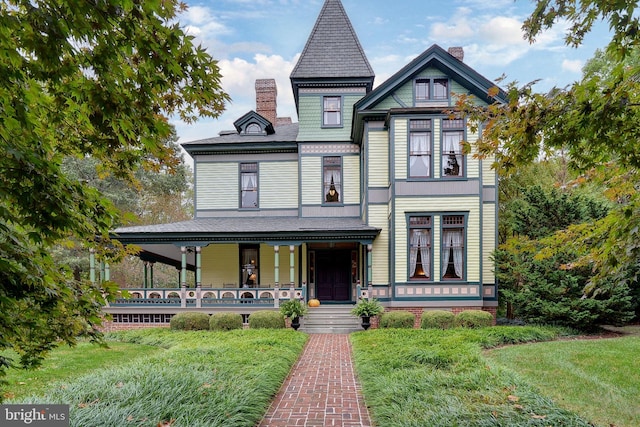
[455,310,494,328]
[169,312,210,331]
[248,310,285,329]
[379,311,415,328]
[209,312,243,331]
[421,310,456,329]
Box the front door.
[315,250,351,302]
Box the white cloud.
[562,58,583,73]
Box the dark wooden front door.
[315,250,351,302]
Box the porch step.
[299,304,363,334]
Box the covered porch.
[103,216,380,324]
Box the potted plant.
[351,298,384,330]
[279,299,307,330]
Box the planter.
[291,316,301,330]
[360,316,371,330]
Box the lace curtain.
[409,229,430,277]
[442,229,463,278]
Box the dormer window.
[245,123,262,134]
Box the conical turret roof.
[290,0,374,80]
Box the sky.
[171,0,611,146]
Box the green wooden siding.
[368,130,389,187]
[482,204,496,284]
[343,155,360,205]
[393,119,408,180]
[297,94,362,141]
[301,157,322,205]
[260,161,298,209]
[196,163,238,210]
[369,205,390,286]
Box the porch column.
[149,262,154,289]
[143,261,149,288]
[367,244,373,300]
[289,245,295,286]
[180,246,187,308]
[274,246,280,308]
[89,248,96,284]
[195,246,202,308]
[104,262,110,281]
[274,246,280,286]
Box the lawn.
[486,335,640,427]
[350,327,618,427]
[5,328,308,427]
[3,326,638,427]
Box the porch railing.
[108,286,306,309]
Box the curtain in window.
[410,133,430,176]
[410,229,430,277]
[323,170,340,202]
[241,173,256,207]
[442,229,463,278]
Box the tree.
[457,2,640,302]
[0,0,229,395]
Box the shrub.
[169,312,210,331]
[248,310,285,329]
[455,310,494,328]
[351,298,384,317]
[379,311,415,328]
[209,312,243,331]
[421,310,455,329]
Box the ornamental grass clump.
[169,312,210,331]
[379,311,415,328]
[248,310,285,329]
[454,309,494,328]
[421,310,456,329]
[209,312,243,331]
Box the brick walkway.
[258,334,373,427]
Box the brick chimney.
[448,47,464,62]
[255,79,277,125]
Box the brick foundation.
[380,306,497,329]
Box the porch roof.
[112,216,380,245]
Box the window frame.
[413,78,450,105]
[239,244,259,287]
[408,119,433,179]
[441,118,465,178]
[322,96,342,128]
[322,156,342,205]
[407,215,433,281]
[441,214,466,281]
[239,162,258,209]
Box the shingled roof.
[290,0,374,80]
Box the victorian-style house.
[105,0,504,330]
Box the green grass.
[2,341,162,401]
[350,326,593,427]
[11,328,308,427]
[486,336,640,427]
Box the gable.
[355,44,507,112]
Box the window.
[415,79,429,101]
[323,96,341,126]
[323,156,341,203]
[245,123,262,134]
[240,163,258,208]
[409,216,431,280]
[433,79,448,99]
[442,119,464,177]
[442,215,464,280]
[409,119,432,178]
[240,244,259,287]
[414,78,449,104]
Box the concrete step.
[299,305,365,334]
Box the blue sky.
[172,0,610,144]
